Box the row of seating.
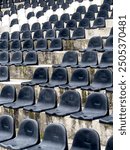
[0,50,113,68]
[0,35,113,52]
[0,115,113,150]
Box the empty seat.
[76,6,86,14]
[46,90,81,116]
[24,88,57,112]
[10,31,20,41]
[66,0,73,4]
[75,51,98,68]
[10,19,18,27]
[9,51,23,66]
[0,66,9,82]
[35,39,47,51]
[25,123,68,150]
[84,11,95,20]
[71,12,81,22]
[99,114,113,125]
[79,18,90,29]
[49,38,63,51]
[70,128,100,150]
[54,51,78,67]
[22,39,34,51]
[0,119,40,149]
[31,22,41,32]
[36,10,43,18]
[0,41,9,51]
[105,136,113,150]
[42,21,52,31]
[100,3,111,11]
[58,28,70,39]
[103,36,113,51]
[60,68,90,89]
[0,51,9,65]
[72,27,85,39]
[104,0,113,5]
[57,0,64,5]
[60,13,70,23]
[0,32,9,41]
[40,67,68,88]
[71,92,108,120]
[88,4,98,13]
[23,52,38,65]
[27,11,35,19]
[22,67,49,86]
[4,86,35,109]
[33,30,44,40]
[52,4,59,11]
[61,3,69,10]
[98,51,113,68]
[85,36,103,51]
[45,29,55,40]
[49,14,58,23]
[22,31,32,41]
[97,10,109,19]
[66,19,77,30]
[21,23,30,32]
[10,40,21,51]
[82,69,113,90]
[92,17,106,28]
[54,20,64,30]
[0,115,15,142]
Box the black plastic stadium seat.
[24,88,57,112]
[46,90,81,116]
[60,13,70,23]
[74,51,98,68]
[4,10,10,15]
[0,85,16,105]
[66,0,73,4]
[22,31,32,41]
[99,113,113,125]
[85,36,103,51]
[0,66,9,81]
[76,6,86,14]
[0,115,15,142]
[22,67,48,86]
[53,51,78,67]
[31,22,41,32]
[48,0,55,6]
[45,29,55,40]
[0,51,9,65]
[52,4,59,11]
[88,4,98,13]
[61,3,69,10]
[33,30,44,40]
[82,69,113,90]
[0,41,9,51]
[23,51,38,65]
[40,67,68,88]
[36,11,43,18]
[10,19,18,27]
[104,0,113,5]
[0,32,9,41]
[9,51,23,66]
[42,5,50,12]
[70,128,100,150]
[42,21,52,31]
[57,0,64,5]
[25,123,68,150]
[27,12,35,19]
[0,118,40,149]
[100,3,111,11]
[58,28,70,39]
[21,23,30,32]
[84,11,95,20]
[79,18,90,29]
[35,39,47,51]
[54,21,64,30]
[49,14,58,23]
[103,36,113,51]
[71,92,108,120]
[22,39,34,51]
[71,12,81,22]
[92,17,106,29]
[4,86,35,109]
[72,27,85,39]
[10,40,21,51]
[97,10,109,19]
[66,19,77,30]
[98,51,113,68]
[105,136,113,150]
[10,31,20,41]
[49,38,63,51]
[60,68,90,89]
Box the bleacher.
[0,0,113,149]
